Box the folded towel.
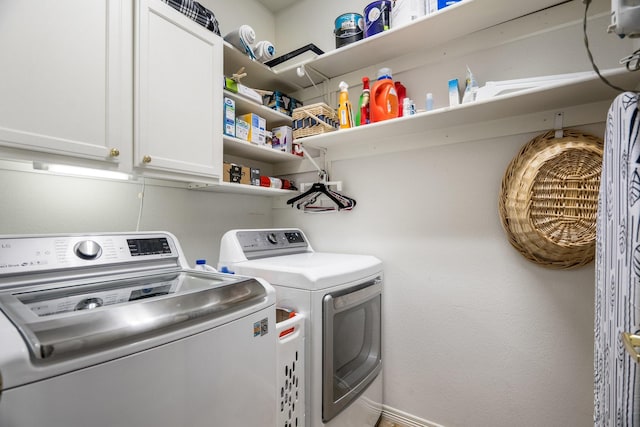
[224,25,257,59]
[253,41,276,63]
[161,0,220,35]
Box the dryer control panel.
[235,229,310,259]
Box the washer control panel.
[0,233,178,277]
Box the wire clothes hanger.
[285,148,356,212]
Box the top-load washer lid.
[219,229,382,290]
[0,270,269,362]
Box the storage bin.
[276,309,305,427]
[292,103,339,139]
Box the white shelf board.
[223,136,301,163]
[188,180,298,195]
[224,90,292,126]
[300,68,639,150]
[225,0,567,91]
[223,42,301,93]
[271,0,567,88]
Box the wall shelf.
[299,68,638,151]
[188,180,298,195]
[224,90,292,127]
[223,135,301,163]
[224,0,568,91]
[223,41,301,93]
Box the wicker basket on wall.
[498,129,604,269]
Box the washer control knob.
[267,233,278,245]
[75,297,104,311]
[74,240,102,260]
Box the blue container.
[334,13,364,48]
[438,0,463,9]
[364,0,391,38]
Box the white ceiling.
[256,0,296,13]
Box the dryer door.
[322,277,382,422]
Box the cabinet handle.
[622,332,640,365]
[142,155,152,164]
[109,148,120,158]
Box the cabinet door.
[0,0,132,170]
[135,0,222,181]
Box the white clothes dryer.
[219,228,383,427]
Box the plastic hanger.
[286,146,356,212]
[286,181,356,212]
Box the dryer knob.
[267,233,278,245]
[74,240,103,260]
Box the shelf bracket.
[298,145,341,191]
[554,112,564,138]
[300,145,328,179]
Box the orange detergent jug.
[370,67,398,122]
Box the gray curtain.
[595,92,640,426]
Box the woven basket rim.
[498,129,604,269]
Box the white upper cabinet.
[135,0,223,182]
[0,0,133,171]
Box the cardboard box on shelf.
[250,167,261,186]
[223,162,251,185]
[265,130,273,147]
[272,126,293,153]
[238,113,266,145]
[235,118,250,141]
[240,166,251,185]
[237,84,263,104]
[224,97,235,137]
[223,162,243,183]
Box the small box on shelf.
[238,113,266,145]
[223,162,251,185]
[272,126,293,153]
[224,97,235,137]
[250,167,261,186]
[235,118,250,141]
[223,162,242,183]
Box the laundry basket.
[292,103,339,139]
[276,309,305,427]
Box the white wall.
[267,1,637,426]
[273,0,371,54]
[0,168,273,266]
[199,0,276,48]
[273,128,599,426]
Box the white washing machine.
[219,228,383,427]
[0,231,277,427]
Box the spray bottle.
[338,81,354,129]
[355,77,370,126]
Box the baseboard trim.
[380,405,446,427]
